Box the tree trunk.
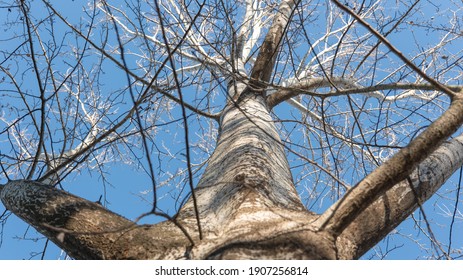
[2,90,463,259]
[0,90,337,259]
[178,91,336,259]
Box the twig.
[331,0,458,99]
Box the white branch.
[99,3,226,73]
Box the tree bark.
[0,91,336,259]
[178,91,336,259]
[0,180,191,259]
[2,92,463,259]
[337,133,463,259]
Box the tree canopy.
[1,0,463,259]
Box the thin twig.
[153,0,205,240]
[331,0,457,99]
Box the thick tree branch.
[0,180,191,259]
[337,133,463,259]
[249,0,298,89]
[317,91,463,236]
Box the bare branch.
[317,91,463,236]
[43,1,220,121]
[250,0,299,89]
[338,132,463,259]
[268,78,463,108]
[331,0,458,99]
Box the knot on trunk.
[234,171,267,189]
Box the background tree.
[1,0,463,259]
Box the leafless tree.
[1,0,463,259]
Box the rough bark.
[0,180,191,259]
[179,92,336,259]
[316,94,463,236]
[336,133,463,259]
[2,93,463,259]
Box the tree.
[1,0,463,259]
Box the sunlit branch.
[268,78,463,108]
[99,2,226,73]
[43,1,220,121]
[331,0,458,99]
[295,0,381,77]
[237,0,268,67]
[318,91,463,236]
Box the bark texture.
[2,96,463,259]
[0,180,191,259]
[337,134,463,259]
[182,93,334,259]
